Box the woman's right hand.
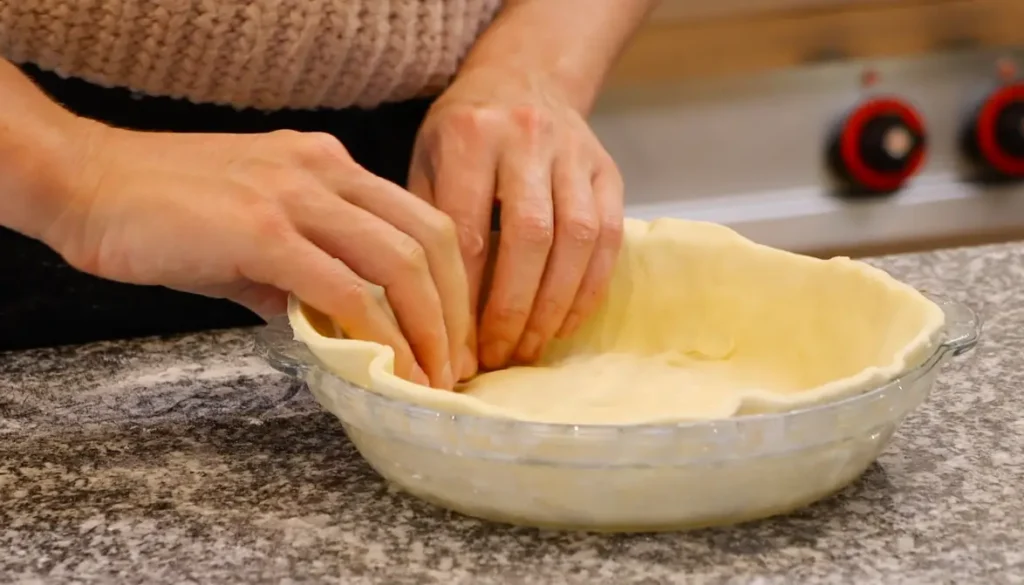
[39,123,473,389]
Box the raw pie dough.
[289,218,945,425]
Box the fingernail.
[411,365,430,386]
[441,362,455,390]
[558,313,582,338]
[517,332,543,362]
[460,345,478,380]
[480,340,509,370]
[458,224,487,257]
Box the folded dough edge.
[288,217,946,424]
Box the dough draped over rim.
[289,218,945,425]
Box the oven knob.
[961,82,1024,179]
[827,96,928,195]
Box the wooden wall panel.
[611,0,1024,86]
[650,0,905,24]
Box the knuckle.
[293,131,352,166]
[391,235,431,277]
[443,105,489,138]
[532,297,566,324]
[251,206,293,242]
[561,212,600,245]
[511,212,554,246]
[510,105,552,138]
[266,128,303,143]
[601,216,625,246]
[422,212,460,252]
[337,281,372,308]
[456,221,488,262]
[490,303,532,327]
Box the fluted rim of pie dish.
[254,293,979,441]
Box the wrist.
[0,110,103,246]
[456,54,597,116]
[457,0,655,116]
[450,62,593,116]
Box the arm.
[0,58,93,245]
[0,58,471,388]
[458,0,658,114]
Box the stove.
[593,47,1024,256]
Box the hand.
[40,123,472,389]
[408,68,625,372]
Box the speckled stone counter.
[2,243,1022,585]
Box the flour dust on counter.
[0,328,315,434]
[0,242,1020,584]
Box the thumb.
[227,283,289,321]
[406,151,435,205]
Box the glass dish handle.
[253,316,316,377]
[926,293,981,358]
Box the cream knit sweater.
[0,0,502,110]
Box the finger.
[292,192,455,389]
[406,151,435,205]
[408,158,478,381]
[246,236,428,386]
[228,283,289,320]
[557,161,625,339]
[478,149,554,370]
[340,173,473,387]
[429,137,498,379]
[514,155,598,363]
[288,131,469,383]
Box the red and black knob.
[961,82,1024,179]
[827,96,928,195]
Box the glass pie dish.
[255,293,980,532]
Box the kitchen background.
[591,0,1024,257]
[4,2,1024,582]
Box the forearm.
[0,58,91,242]
[459,0,658,114]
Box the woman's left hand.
[408,67,625,376]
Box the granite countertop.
[1,243,1022,585]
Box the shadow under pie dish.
[256,218,980,532]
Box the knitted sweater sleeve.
[0,0,501,111]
